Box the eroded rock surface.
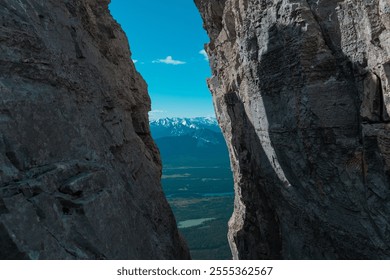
[195,0,390,259]
[0,0,189,259]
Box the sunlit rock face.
[195,0,390,259]
[0,0,189,259]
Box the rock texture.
[195,0,390,259]
[0,0,189,259]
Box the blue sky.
[109,0,214,119]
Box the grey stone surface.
[0,0,189,259]
[195,0,390,259]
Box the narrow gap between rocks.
[109,1,235,259]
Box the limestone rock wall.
[0,0,189,259]
[195,0,390,259]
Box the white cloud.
[199,49,209,61]
[150,110,166,114]
[152,56,186,65]
[132,59,138,63]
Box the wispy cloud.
[132,59,138,63]
[199,49,209,61]
[150,110,166,114]
[152,56,186,65]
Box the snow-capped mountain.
[149,117,229,166]
[150,117,221,139]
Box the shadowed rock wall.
[0,0,189,259]
[195,0,390,259]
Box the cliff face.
[0,0,189,259]
[195,0,390,259]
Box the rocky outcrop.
[195,0,390,259]
[0,0,189,259]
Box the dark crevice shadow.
[224,91,283,260]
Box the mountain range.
[150,117,230,166]
[150,117,221,137]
